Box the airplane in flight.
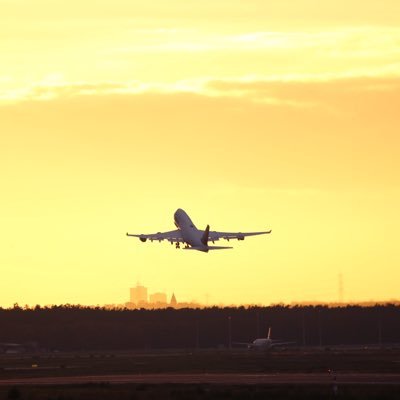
[233,328,295,350]
[126,208,271,252]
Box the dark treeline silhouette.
[0,304,399,351]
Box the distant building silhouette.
[149,292,167,304]
[130,284,148,304]
[125,284,198,309]
[170,293,177,307]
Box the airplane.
[233,327,295,350]
[0,342,37,353]
[126,208,271,252]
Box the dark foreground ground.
[1,348,400,399]
[1,383,400,400]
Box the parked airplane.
[126,208,271,252]
[0,342,37,353]
[233,328,295,350]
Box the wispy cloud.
[2,74,400,111]
[2,23,400,103]
[0,79,205,104]
[111,26,400,56]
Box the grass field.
[1,348,400,399]
[1,348,400,378]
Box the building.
[170,293,177,307]
[130,284,148,304]
[149,292,167,304]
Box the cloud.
[0,81,171,103]
[1,76,399,192]
[206,76,400,112]
[3,74,400,118]
[110,27,400,58]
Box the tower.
[170,293,177,307]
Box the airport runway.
[1,373,400,386]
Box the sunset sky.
[1,0,400,307]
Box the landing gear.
[175,242,180,249]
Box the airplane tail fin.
[201,224,210,245]
[267,327,271,340]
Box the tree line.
[0,304,399,350]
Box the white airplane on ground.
[234,328,295,350]
[126,208,271,252]
[0,342,37,353]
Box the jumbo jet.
[126,208,271,252]
[234,328,295,350]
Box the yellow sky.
[1,0,400,307]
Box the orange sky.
[1,0,400,307]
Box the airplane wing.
[232,341,251,347]
[270,341,296,347]
[208,230,271,242]
[126,230,183,243]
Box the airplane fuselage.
[250,338,273,349]
[174,209,208,251]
